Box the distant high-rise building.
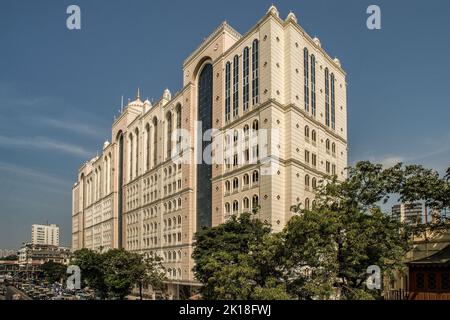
[392,203,423,224]
[31,224,60,246]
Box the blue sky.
[0,0,449,249]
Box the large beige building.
[72,6,348,297]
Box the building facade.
[72,6,348,297]
[392,203,423,225]
[31,224,60,246]
[18,243,71,266]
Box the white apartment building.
[31,224,60,246]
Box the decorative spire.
[137,88,141,100]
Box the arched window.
[243,174,249,186]
[243,197,250,210]
[225,202,231,214]
[233,130,239,143]
[305,174,310,188]
[304,47,309,112]
[304,125,310,139]
[243,47,250,111]
[178,215,182,225]
[252,39,259,105]
[326,139,330,152]
[233,55,239,118]
[311,54,316,116]
[332,142,336,155]
[252,195,259,209]
[252,170,259,184]
[225,62,231,121]
[225,180,231,193]
[166,112,172,159]
[252,119,259,132]
[312,177,317,190]
[233,200,239,213]
[325,68,330,127]
[331,73,335,130]
[153,117,158,165]
[233,177,239,191]
[311,130,316,143]
[305,198,310,210]
[243,124,249,138]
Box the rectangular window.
[325,68,330,127]
[225,62,231,121]
[326,161,331,174]
[311,55,316,117]
[305,150,310,164]
[233,55,239,118]
[331,73,336,130]
[304,48,309,112]
[243,47,250,111]
[252,39,259,106]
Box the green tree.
[193,161,449,300]
[193,212,291,300]
[41,261,67,284]
[283,161,449,300]
[72,248,108,298]
[102,249,142,299]
[134,253,167,300]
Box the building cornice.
[183,22,242,68]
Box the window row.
[304,48,336,130]
[224,195,259,215]
[224,170,259,194]
[127,104,182,182]
[225,39,259,122]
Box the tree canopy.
[71,248,166,299]
[193,161,450,300]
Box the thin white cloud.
[0,161,69,189]
[0,135,93,157]
[38,117,106,138]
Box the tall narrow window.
[135,129,139,177]
[225,62,231,121]
[233,55,239,118]
[304,48,309,112]
[176,105,182,144]
[129,133,133,180]
[252,39,259,105]
[325,68,330,127]
[146,124,150,171]
[331,73,336,130]
[197,63,213,229]
[166,112,172,159]
[243,47,250,112]
[311,54,316,117]
[153,118,158,166]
